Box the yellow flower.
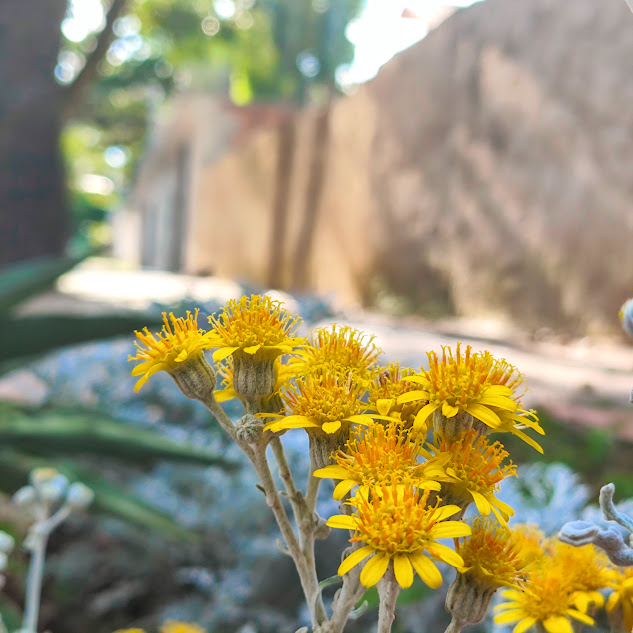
[457,518,532,591]
[313,420,444,499]
[206,295,304,362]
[367,363,426,426]
[494,558,594,633]
[129,310,212,392]
[290,324,381,386]
[264,374,378,435]
[606,567,633,632]
[545,540,615,612]
[432,430,516,526]
[397,343,524,433]
[159,622,206,633]
[327,485,470,589]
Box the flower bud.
[232,350,277,400]
[0,532,15,554]
[171,354,216,401]
[620,298,633,339]
[445,571,497,628]
[66,482,94,510]
[37,474,70,503]
[12,486,36,508]
[235,414,265,445]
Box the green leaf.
[0,407,237,470]
[0,313,163,365]
[0,256,85,315]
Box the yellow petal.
[425,542,464,568]
[414,403,438,430]
[606,591,620,611]
[360,552,390,587]
[402,375,428,385]
[322,420,342,434]
[428,521,471,540]
[271,415,320,430]
[465,403,501,428]
[514,617,538,633]
[338,545,374,576]
[313,466,349,480]
[326,515,357,530]
[543,615,573,633]
[490,505,510,528]
[343,415,374,426]
[397,390,428,404]
[494,610,526,624]
[175,349,189,362]
[434,504,462,521]
[477,394,517,410]
[243,344,261,355]
[376,399,393,416]
[409,552,442,589]
[566,609,594,626]
[511,428,543,453]
[442,402,460,418]
[214,388,238,402]
[470,490,492,515]
[393,554,414,588]
[333,479,357,500]
[492,497,514,517]
[212,346,239,362]
[485,385,513,397]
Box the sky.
[344,0,482,85]
[62,0,483,88]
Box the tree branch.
[63,0,129,118]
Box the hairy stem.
[23,528,48,633]
[377,567,400,633]
[443,619,465,633]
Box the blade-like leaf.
[0,408,237,470]
[0,256,85,315]
[0,314,163,365]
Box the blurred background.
[2,0,633,631]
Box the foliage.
[59,0,363,248]
[0,256,235,536]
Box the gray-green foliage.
[0,256,235,537]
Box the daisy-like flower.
[327,485,470,589]
[313,420,444,499]
[159,623,206,633]
[367,363,427,427]
[264,374,379,436]
[432,430,516,526]
[606,567,633,632]
[397,345,540,448]
[446,519,534,629]
[494,558,594,633]
[129,310,213,392]
[206,295,304,400]
[545,540,615,612]
[457,518,533,591]
[290,324,381,387]
[206,294,304,362]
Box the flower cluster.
[129,295,559,630]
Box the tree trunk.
[266,115,296,289]
[0,0,68,267]
[290,102,331,290]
